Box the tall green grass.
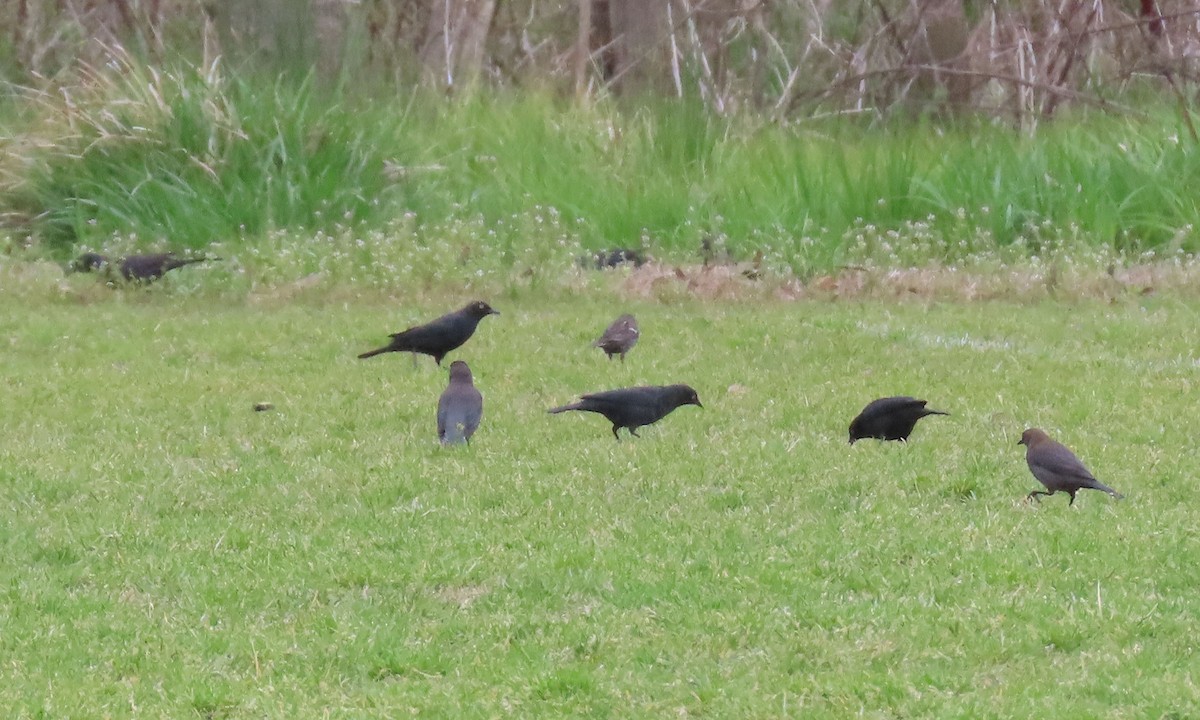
[2,54,1198,270]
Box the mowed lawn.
[3,287,1199,718]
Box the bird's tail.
[923,409,951,417]
[1091,480,1124,500]
[357,345,391,360]
[165,256,217,271]
[548,402,583,414]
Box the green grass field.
[3,275,1199,717]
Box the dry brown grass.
[616,257,1200,303]
[8,253,1200,306]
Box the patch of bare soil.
[432,584,489,609]
[618,260,1200,303]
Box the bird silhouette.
[549,384,702,440]
[70,252,216,283]
[358,301,498,366]
[848,396,949,443]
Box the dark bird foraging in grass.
[1019,428,1124,506]
[594,314,639,362]
[438,360,483,445]
[580,248,647,270]
[69,252,109,274]
[848,396,949,444]
[548,384,702,440]
[358,300,499,366]
[70,252,217,283]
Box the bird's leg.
[611,425,622,441]
[411,352,419,369]
[1026,490,1052,503]
[1067,491,1077,506]
[629,428,640,438]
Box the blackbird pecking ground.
[549,384,701,440]
[70,252,217,283]
[848,396,949,444]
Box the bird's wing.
[859,396,918,420]
[437,395,450,438]
[1031,443,1096,480]
[612,326,638,344]
[392,313,456,342]
[161,255,208,272]
[580,387,655,406]
[120,255,165,279]
[461,389,483,433]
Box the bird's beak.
[1016,439,1024,446]
[489,309,500,315]
[848,438,856,445]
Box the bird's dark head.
[447,360,473,381]
[673,384,702,408]
[465,300,499,318]
[848,420,863,445]
[1018,428,1050,447]
[69,252,109,273]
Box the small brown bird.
[1018,428,1124,506]
[593,314,639,362]
[848,396,949,444]
[438,360,483,445]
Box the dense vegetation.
[3,0,1199,273]
[1,54,1198,276]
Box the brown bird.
[1018,428,1124,506]
[848,396,949,444]
[593,314,639,362]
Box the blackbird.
[438,360,483,445]
[1019,428,1123,506]
[70,252,216,283]
[358,300,498,365]
[549,384,701,440]
[848,396,949,443]
[578,248,647,269]
[593,314,639,362]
